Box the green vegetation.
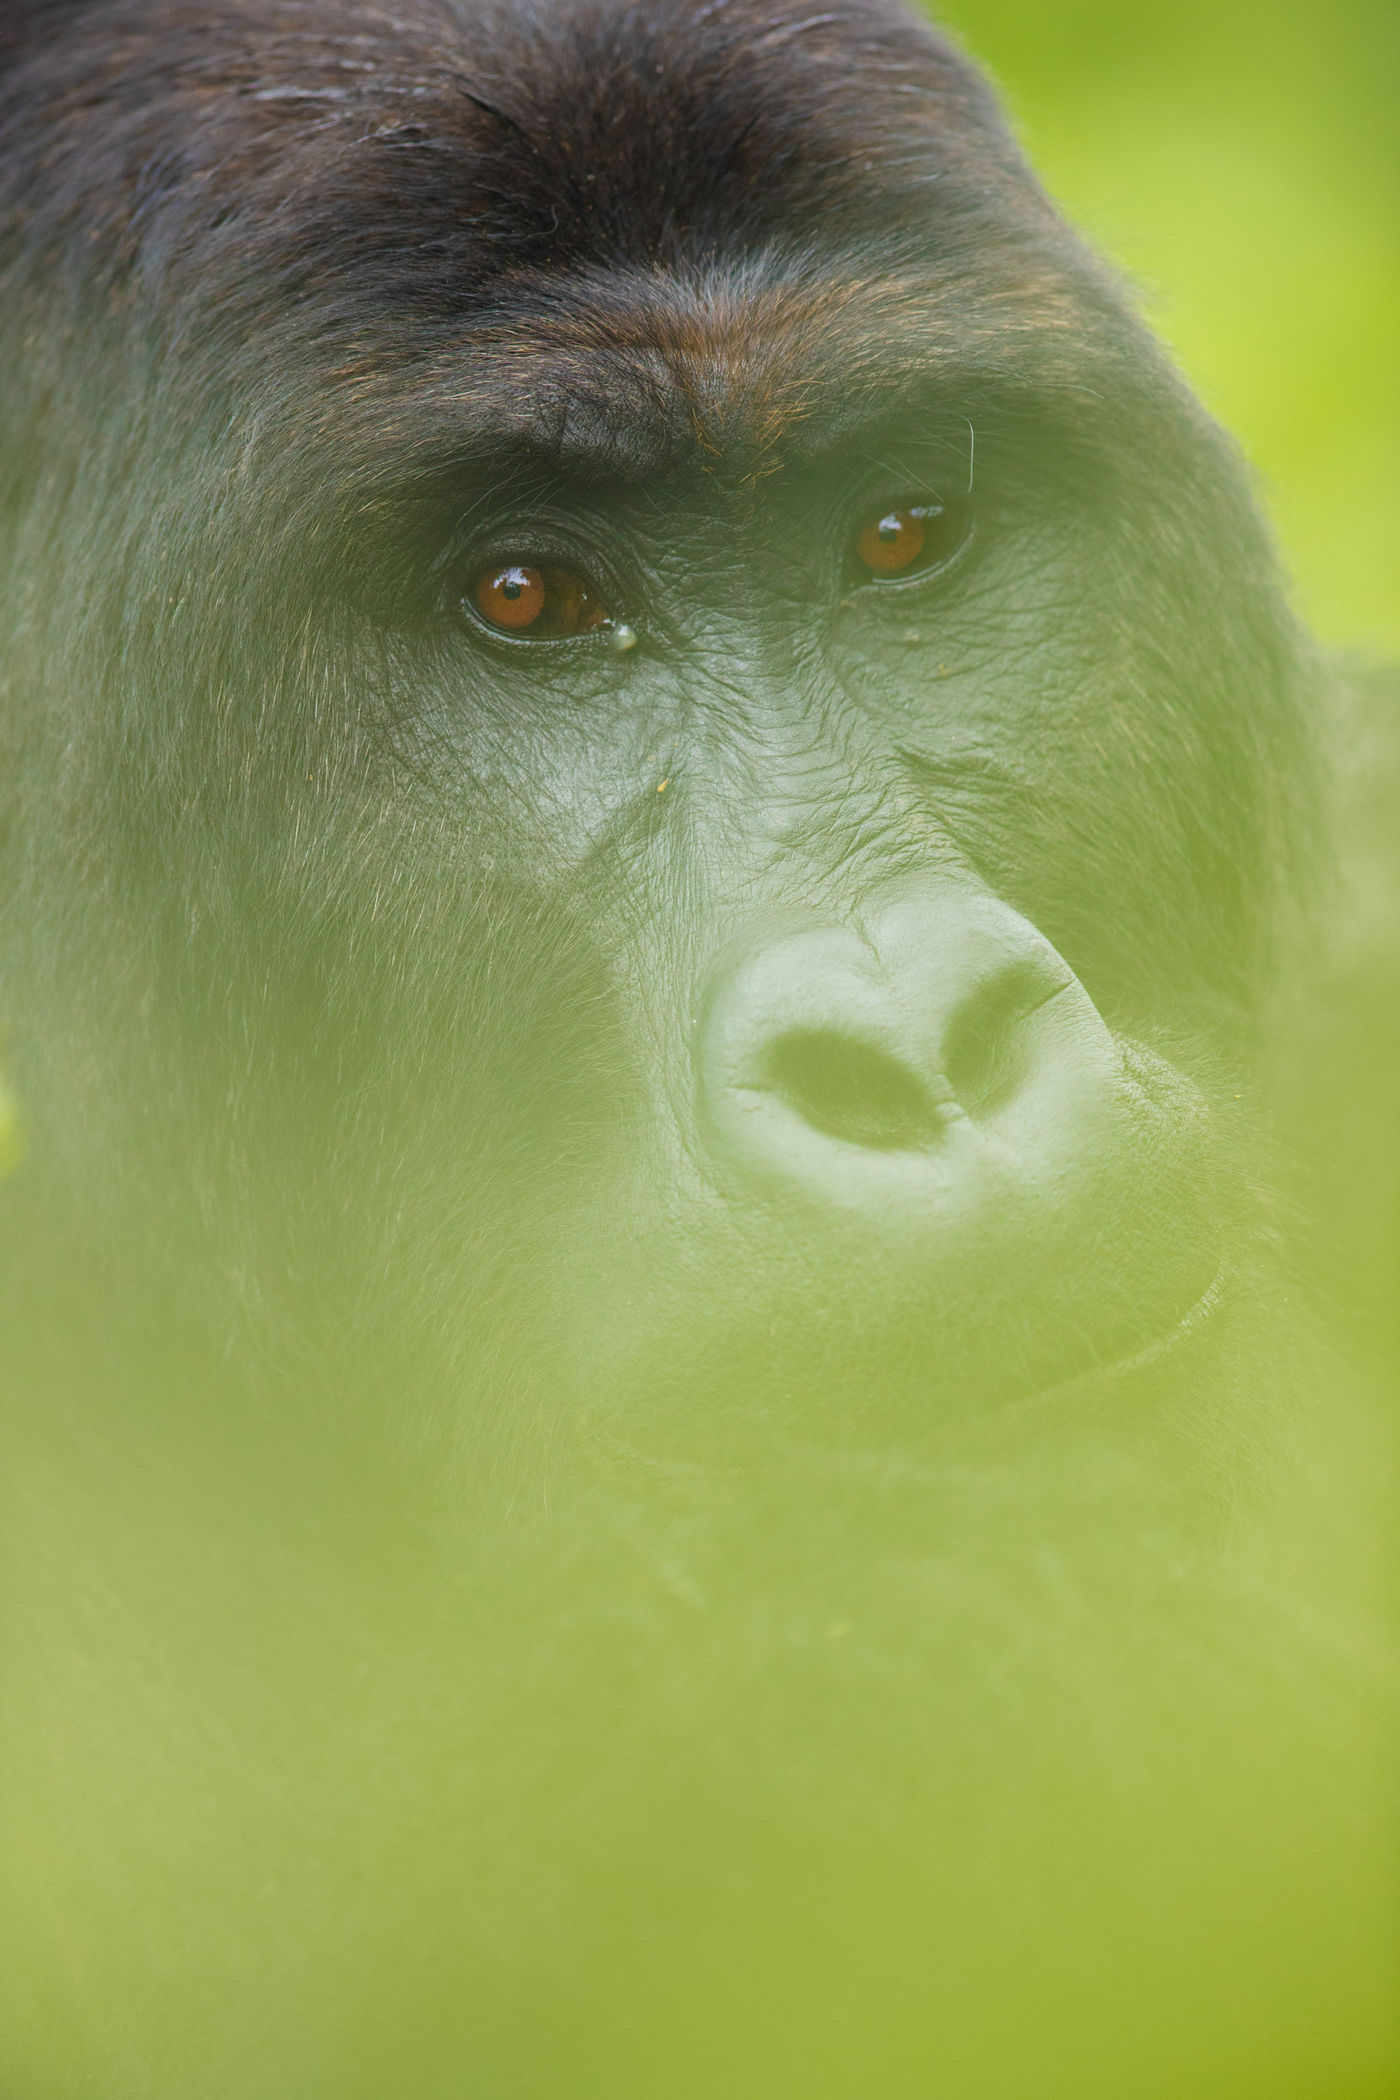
[932,0,1400,654]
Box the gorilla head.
[4,8,1388,2099]
[0,0,1312,1465]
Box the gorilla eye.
[853,501,964,581]
[471,562,610,640]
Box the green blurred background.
[928,0,1399,657]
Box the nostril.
[942,959,1070,1121]
[763,1028,945,1153]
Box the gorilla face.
[0,0,1312,1466]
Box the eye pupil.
[501,579,522,601]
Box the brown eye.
[471,562,609,639]
[476,563,545,629]
[853,500,963,580]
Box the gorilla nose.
[699,887,1127,1219]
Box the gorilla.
[0,2,1394,2095]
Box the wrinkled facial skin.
[0,5,1394,2100]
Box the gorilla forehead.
[7,0,1062,304]
[3,0,1157,498]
